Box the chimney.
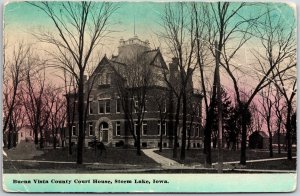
[169,57,179,84]
[169,57,179,74]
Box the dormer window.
[98,73,111,86]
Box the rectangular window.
[143,100,147,112]
[157,121,160,135]
[116,121,121,136]
[162,122,166,136]
[72,125,77,136]
[134,100,138,113]
[134,121,138,136]
[196,125,199,137]
[193,125,195,137]
[116,99,121,113]
[106,73,111,85]
[89,122,93,136]
[98,99,110,114]
[157,121,167,136]
[142,121,148,135]
[99,101,105,114]
[89,101,93,114]
[105,100,110,113]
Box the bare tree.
[22,59,54,148]
[29,1,118,164]
[3,43,29,148]
[160,2,197,160]
[274,89,284,154]
[208,3,295,165]
[62,70,77,154]
[259,85,274,157]
[254,7,296,160]
[49,89,66,149]
[114,53,154,155]
[271,60,296,160]
[152,89,168,152]
[193,2,217,165]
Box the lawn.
[246,159,296,170]
[155,148,296,169]
[3,142,160,173]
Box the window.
[98,74,106,85]
[134,98,146,113]
[144,100,147,112]
[106,73,111,85]
[157,121,166,136]
[99,101,105,114]
[21,132,23,137]
[106,100,110,113]
[72,125,77,136]
[196,125,199,137]
[98,99,110,114]
[116,121,121,136]
[196,107,200,117]
[142,121,148,135]
[89,122,93,136]
[116,99,121,113]
[134,100,139,113]
[29,131,32,136]
[193,125,195,137]
[134,121,138,136]
[89,101,93,114]
[98,73,111,85]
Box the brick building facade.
[67,36,203,148]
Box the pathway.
[211,156,297,166]
[142,148,187,168]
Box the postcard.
[2,0,297,193]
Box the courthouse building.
[67,35,203,148]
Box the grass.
[3,142,296,173]
[155,148,296,169]
[246,159,296,170]
[3,141,160,173]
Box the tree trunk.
[159,120,163,152]
[187,119,193,151]
[180,91,187,160]
[286,104,292,160]
[213,137,217,149]
[136,124,141,156]
[34,125,39,145]
[173,96,181,159]
[277,126,281,154]
[267,121,273,157]
[8,122,12,149]
[269,135,273,157]
[61,127,65,148]
[203,106,214,166]
[39,128,44,149]
[168,92,174,148]
[77,71,85,164]
[240,108,247,165]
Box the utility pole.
[215,41,223,173]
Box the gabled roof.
[90,55,110,77]
[258,131,269,138]
[251,131,269,138]
[91,49,168,77]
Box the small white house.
[18,126,34,143]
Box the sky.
[3,1,296,94]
